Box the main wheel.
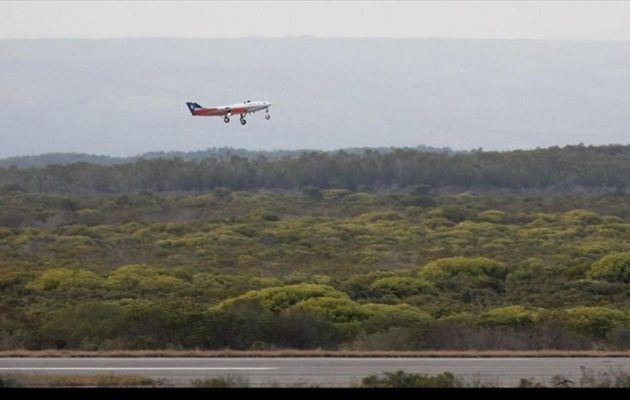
[265,114,271,120]
[224,116,230,123]
[240,119,247,125]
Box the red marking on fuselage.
[193,108,223,116]
[192,107,249,117]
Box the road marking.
[0,367,277,371]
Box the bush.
[478,210,507,223]
[579,367,630,388]
[419,257,507,295]
[0,374,18,387]
[270,309,342,349]
[301,186,322,201]
[420,257,507,282]
[39,301,124,349]
[77,209,106,226]
[28,268,103,291]
[203,299,275,349]
[212,284,348,313]
[565,307,629,338]
[587,253,630,283]
[287,296,369,324]
[361,370,461,388]
[479,306,536,327]
[347,327,419,351]
[191,376,250,387]
[563,210,602,225]
[371,277,436,298]
[104,264,188,292]
[361,303,433,334]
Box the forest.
[0,144,629,193]
[0,144,629,351]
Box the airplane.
[186,100,272,125]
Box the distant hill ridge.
[1,143,629,194]
[0,145,457,169]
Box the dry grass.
[190,375,251,388]
[9,373,162,387]
[2,349,630,358]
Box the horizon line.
[2,143,629,162]
[2,36,630,43]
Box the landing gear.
[240,118,247,125]
[224,116,230,123]
[265,114,271,120]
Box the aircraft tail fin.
[186,102,203,115]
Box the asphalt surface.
[1,357,630,387]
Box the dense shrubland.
[1,185,630,351]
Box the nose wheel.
[224,116,230,123]
[265,114,271,120]
[240,118,247,125]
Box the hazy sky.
[2,1,630,40]
[2,2,630,157]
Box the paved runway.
[1,357,630,387]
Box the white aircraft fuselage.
[186,100,272,125]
